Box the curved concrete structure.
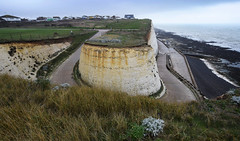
[79,44,161,96]
[148,23,158,57]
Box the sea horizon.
[155,23,240,53]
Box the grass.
[87,19,151,47]
[0,28,90,43]
[36,31,97,78]
[105,19,151,29]
[78,19,151,29]
[86,30,149,47]
[0,74,239,140]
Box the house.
[0,17,5,22]
[116,16,121,19]
[95,15,102,19]
[102,16,107,19]
[36,17,47,22]
[47,17,54,22]
[111,15,116,19]
[82,15,88,19]
[0,15,21,22]
[89,16,95,19]
[103,16,111,19]
[111,15,120,19]
[21,18,29,22]
[53,16,61,21]
[124,14,135,19]
[62,16,69,20]
[62,16,74,20]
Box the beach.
[186,56,235,98]
[155,29,239,98]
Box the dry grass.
[0,74,239,140]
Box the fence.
[166,54,204,101]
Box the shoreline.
[155,28,239,98]
[186,56,236,98]
[200,58,239,87]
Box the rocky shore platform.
[155,29,239,98]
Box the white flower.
[142,116,165,137]
[232,96,240,104]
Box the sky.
[1,0,240,24]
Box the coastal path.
[157,40,197,102]
[50,29,109,86]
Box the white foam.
[200,58,239,87]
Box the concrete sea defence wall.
[0,42,70,80]
[79,44,161,96]
[148,23,158,57]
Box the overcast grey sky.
[1,0,240,24]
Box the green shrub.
[126,123,145,140]
[35,77,51,91]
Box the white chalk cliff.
[0,42,70,80]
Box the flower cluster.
[232,96,240,104]
[142,116,165,137]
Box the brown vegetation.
[0,74,239,140]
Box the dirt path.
[50,30,109,86]
[157,40,196,102]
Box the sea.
[155,24,240,53]
[155,24,240,87]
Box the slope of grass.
[0,28,89,43]
[78,19,151,29]
[105,19,151,30]
[0,74,239,140]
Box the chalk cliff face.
[0,42,70,80]
[79,44,161,96]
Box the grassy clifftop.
[0,28,91,43]
[86,19,151,47]
[0,74,239,140]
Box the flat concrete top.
[157,40,196,103]
[159,41,193,84]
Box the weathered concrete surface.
[0,42,70,80]
[50,30,107,86]
[157,40,196,102]
[148,24,158,57]
[168,48,193,84]
[79,44,161,96]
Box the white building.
[0,15,21,22]
[124,14,135,19]
[53,16,61,21]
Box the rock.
[232,96,240,104]
[217,94,228,100]
[52,86,60,91]
[60,83,70,88]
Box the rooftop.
[0,15,20,19]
